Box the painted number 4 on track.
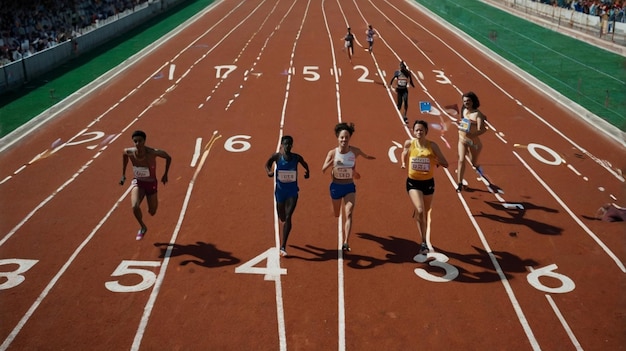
[234,248,286,281]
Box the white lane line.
[346,3,610,351]
[1,158,92,247]
[0,0,240,245]
[1,0,239,249]
[351,3,539,345]
[0,186,133,351]
[2,127,86,183]
[0,0,238,185]
[336,217,347,351]
[442,167,542,351]
[363,1,509,201]
[401,0,626,167]
[132,1,307,349]
[189,2,269,108]
[223,0,288,111]
[321,1,348,349]
[379,0,623,263]
[13,165,27,174]
[132,131,221,350]
[0,107,155,248]
[545,295,584,351]
[0,0,228,155]
[367,0,462,127]
[567,164,582,176]
[168,64,176,80]
[513,151,625,272]
[274,272,287,349]
[262,0,305,349]
[334,0,365,49]
[190,138,202,167]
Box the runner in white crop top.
[332,148,356,181]
[322,123,375,252]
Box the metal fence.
[493,0,626,46]
[0,0,182,94]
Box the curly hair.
[334,122,355,136]
[462,91,480,109]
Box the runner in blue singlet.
[265,136,310,257]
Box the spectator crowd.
[1,0,148,66]
[2,0,623,67]
[536,0,626,22]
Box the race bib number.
[398,78,408,87]
[458,118,471,133]
[277,170,297,183]
[334,167,353,180]
[133,166,150,178]
[411,157,430,172]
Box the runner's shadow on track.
[287,244,338,262]
[331,233,423,269]
[461,186,493,194]
[154,242,241,268]
[288,241,392,269]
[357,233,420,264]
[436,246,539,283]
[355,233,535,281]
[476,201,562,235]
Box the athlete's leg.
[276,201,286,222]
[423,194,434,241]
[402,91,409,116]
[408,189,427,243]
[146,193,158,216]
[131,187,148,240]
[396,91,403,110]
[131,187,147,229]
[468,138,483,168]
[342,192,356,244]
[332,198,342,217]
[457,139,468,190]
[281,196,298,249]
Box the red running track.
[1,0,624,350]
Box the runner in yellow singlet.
[401,120,449,255]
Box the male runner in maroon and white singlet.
[120,130,172,240]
